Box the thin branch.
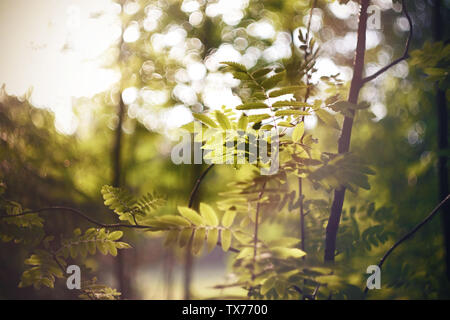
[252,181,267,281]
[0,206,241,253]
[297,0,317,256]
[312,283,320,299]
[324,0,370,262]
[186,163,243,254]
[362,0,413,83]
[364,194,450,294]
[305,0,318,46]
[217,241,240,253]
[0,206,157,230]
[188,164,215,208]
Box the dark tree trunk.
[183,161,203,299]
[432,0,450,280]
[112,95,131,298]
[324,0,370,262]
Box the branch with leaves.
[362,0,413,84]
[324,0,413,262]
[364,194,450,295]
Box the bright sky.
[0,0,400,134]
[0,0,121,134]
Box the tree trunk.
[112,95,131,298]
[432,0,450,280]
[324,0,370,262]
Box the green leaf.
[315,109,340,130]
[88,241,96,255]
[97,241,108,255]
[277,121,294,127]
[275,110,310,117]
[260,124,274,130]
[271,247,306,259]
[207,228,219,253]
[424,68,447,76]
[178,228,193,248]
[275,280,287,297]
[115,242,131,249]
[214,110,231,130]
[349,172,371,190]
[164,230,178,247]
[178,206,204,226]
[158,215,191,227]
[237,114,249,130]
[221,229,232,252]
[199,203,219,226]
[236,102,269,110]
[233,230,253,244]
[292,122,304,142]
[248,114,271,123]
[106,241,118,256]
[327,101,370,117]
[70,246,78,259]
[261,70,286,89]
[221,61,247,72]
[261,277,276,295]
[236,247,253,260]
[79,242,88,258]
[193,113,218,128]
[108,231,123,241]
[251,67,272,78]
[268,237,300,248]
[269,86,304,98]
[222,209,236,228]
[192,228,206,255]
[232,71,251,80]
[272,100,311,108]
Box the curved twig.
[362,0,413,83]
[364,194,450,294]
[188,164,215,208]
[0,206,158,230]
[1,205,241,253]
[186,163,241,253]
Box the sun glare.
[0,0,392,135]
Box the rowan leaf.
[192,228,206,255]
[177,206,204,226]
[315,109,340,130]
[222,209,236,228]
[199,203,219,226]
[193,113,218,128]
[221,229,232,252]
[275,110,310,117]
[292,122,304,142]
[236,102,269,110]
[207,228,219,253]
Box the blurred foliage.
[0,0,449,299]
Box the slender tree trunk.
[164,249,174,299]
[432,0,450,280]
[183,159,204,299]
[112,95,131,298]
[299,179,305,251]
[324,0,370,262]
[183,16,215,299]
[183,239,194,299]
